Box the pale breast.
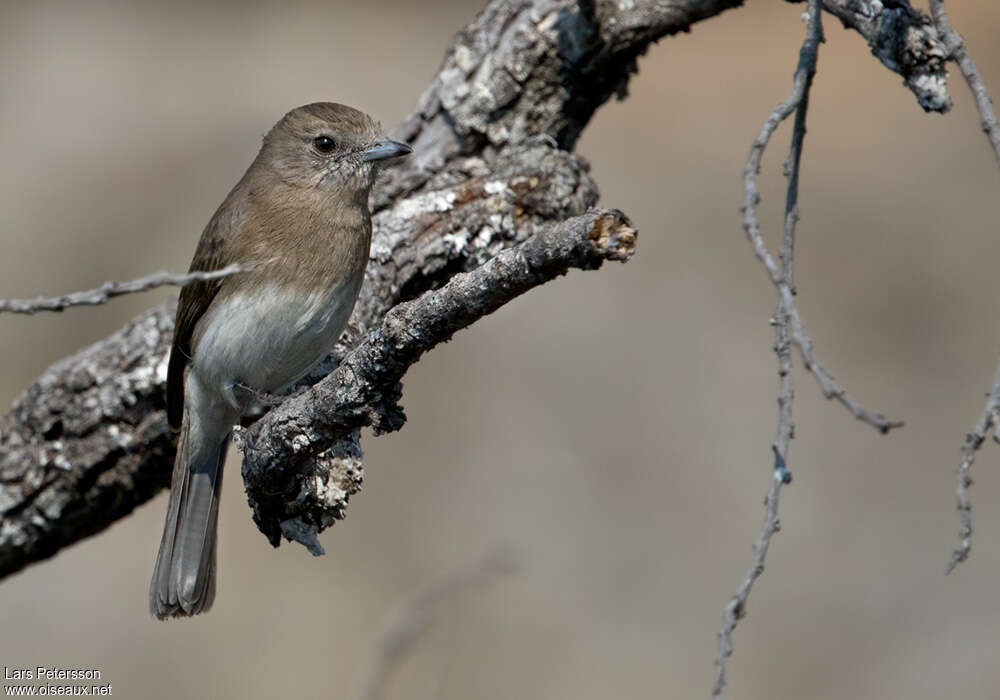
[190,277,362,412]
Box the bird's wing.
[167,193,242,431]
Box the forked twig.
[715,2,824,696]
[739,23,903,435]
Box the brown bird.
[150,102,411,619]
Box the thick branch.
[0,0,947,579]
[241,209,635,546]
[0,0,714,580]
[0,143,598,576]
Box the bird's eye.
[313,136,336,154]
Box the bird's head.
[259,102,411,193]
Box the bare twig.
[713,453,790,699]
[0,266,242,315]
[714,3,823,696]
[928,0,1000,167]
[926,1,1000,572]
[354,548,518,700]
[740,20,903,434]
[947,362,1000,573]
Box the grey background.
[1,1,999,698]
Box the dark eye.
[313,135,336,154]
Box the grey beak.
[362,139,412,162]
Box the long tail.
[150,414,229,619]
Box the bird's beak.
[361,139,412,162]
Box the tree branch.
[241,209,635,548]
[0,266,242,315]
[928,0,1000,161]
[715,0,934,690]
[715,3,822,696]
[947,361,1000,573]
[739,27,904,435]
[924,1,1000,572]
[0,0,950,583]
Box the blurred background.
[1,1,999,698]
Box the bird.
[150,102,411,619]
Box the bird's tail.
[150,414,229,619]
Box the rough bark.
[0,0,951,578]
[241,208,635,548]
[823,0,950,113]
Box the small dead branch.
[716,0,919,690]
[926,1,1000,572]
[0,266,242,315]
[739,24,903,436]
[947,363,1000,573]
[715,3,823,696]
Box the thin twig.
[926,1,1000,572]
[947,362,1000,573]
[738,5,903,435]
[713,3,822,697]
[0,265,242,315]
[354,548,518,700]
[928,0,1000,167]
